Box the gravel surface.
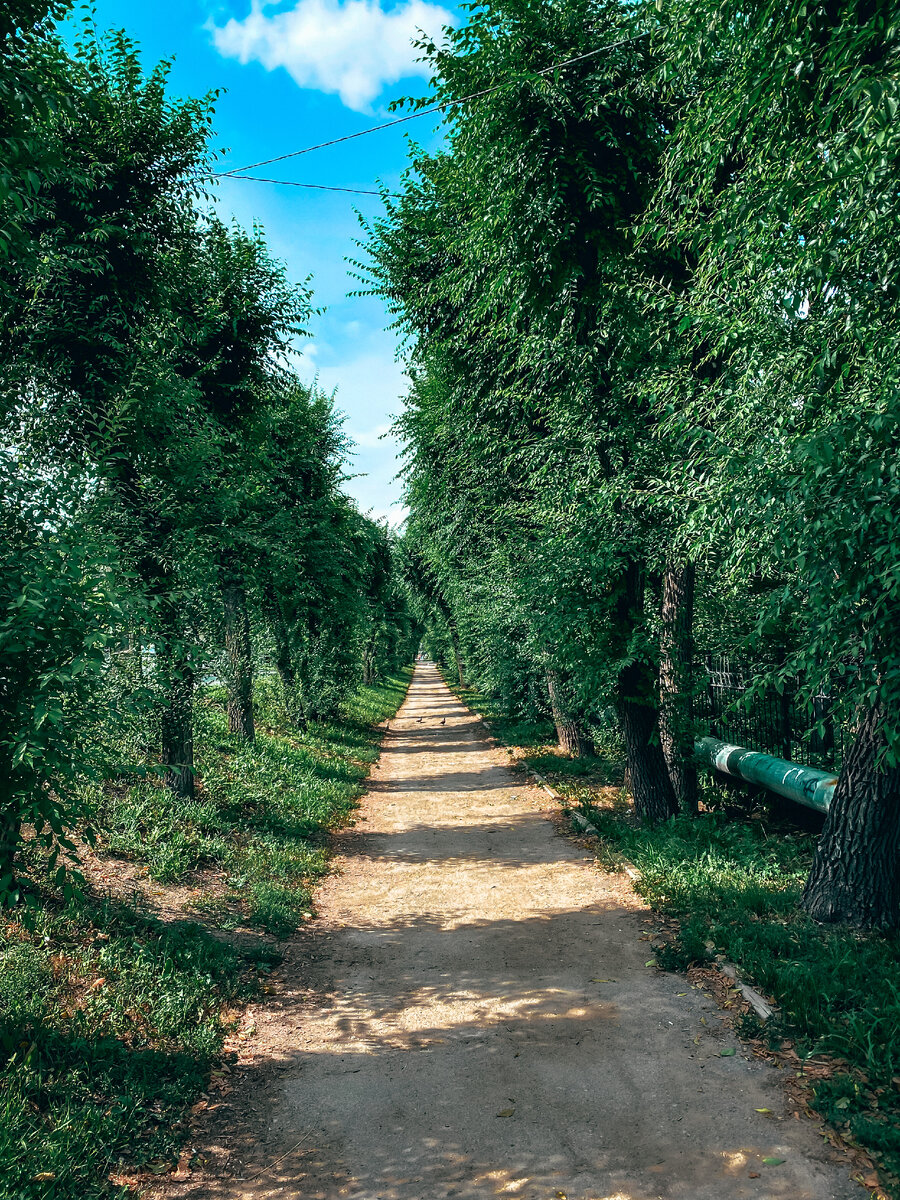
[159,663,857,1200]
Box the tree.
[367,0,681,813]
[648,0,900,920]
[0,10,416,900]
[176,217,312,743]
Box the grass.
[100,670,412,938]
[0,667,411,1198]
[455,682,557,752]
[0,893,277,1199]
[448,674,900,1194]
[577,807,900,1187]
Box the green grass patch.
[0,893,278,1199]
[578,805,900,1188]
[100,670,412,938]
[1,668,410,1197]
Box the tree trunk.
[222,568,255,743]
[659,561,698,814]
[259,576,306,730]
[274,643,306,730]
[801,702,900,929]
[0,798,21,900]
[362,633,377,685]
[124,632,144,686]
[447,618,465,688]
[546,670,593,757]
[616,562,678,823]
[109,469,197,790]
[159,647,195,799]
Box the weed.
[1,669,411,1197]
[0,894,255,1199]
[99,670,412,936]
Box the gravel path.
[163,663,856,1200]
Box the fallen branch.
[719,961,778,1022]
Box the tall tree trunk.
[546,670,593,757]
[123,632,144,686]
[273,642,306,730]
[659,561,698,814]
[110,469,199,792]
[259,574,306,730]
[616,562,678,823]
[0,794,21,899]
[801,702,900,928]
[362,632,377,685]
[222,564,255,743]
[158,643,195,799]
[447,617,465,688]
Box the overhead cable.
[216,173,396,196]
[213,30,650,179]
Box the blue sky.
[77,0,459,524]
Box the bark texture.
[546,671,593,758]
[362,634,377,686]
[223,570,255,742]
[659,561,698,814]
[801,703,900,929]
[448,618,466,688]
[160,653,195,799]
[616,563,678,823]
[0,803,21,895]
[261,581,307,730]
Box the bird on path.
[440,717,446,725]
[417,717,423,722]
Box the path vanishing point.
[164,663,858,1200]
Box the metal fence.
[700,654,855,771]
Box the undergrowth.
[456,681,625,785]
[0,893,278,1199]
[580,806,900,1189]
[99,670,412,937]
[0,668,411,1198]
[456,683,556,751]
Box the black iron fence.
[700,654,856,771]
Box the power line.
[216,173,395,196]
[214,30,650,179]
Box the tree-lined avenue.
[164,665,857,1200]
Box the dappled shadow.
[297,908,634,1035]
[378,733,489,754]
[0,888,277,1193]
[162,664,855,1200]
[171,904,846,1200]
[393,706,471,720]
[347,813,579,869]
[374,768,525,794]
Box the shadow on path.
[162,664,857,1200]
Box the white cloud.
[211,0,454,112]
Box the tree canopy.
[0,14,417,901]
[366,0,900,928]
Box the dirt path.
[164,664,856,1200]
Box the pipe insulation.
[694,736,838,814]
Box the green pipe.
[694,736,838,814]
